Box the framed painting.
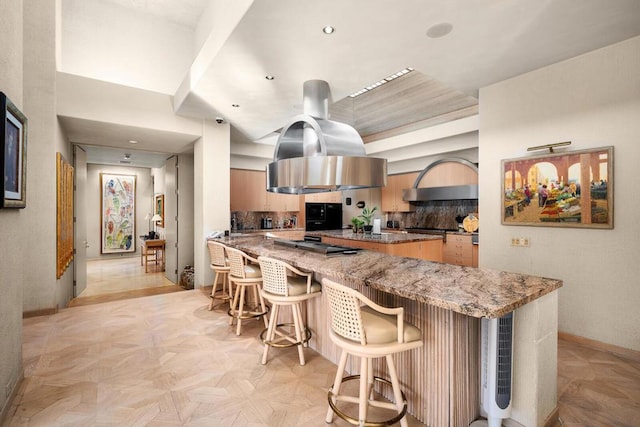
[502,146,613,228]
[56,153,74,278]
[101,173,136,253]
[1,92,28,208]
[155,194,164,228]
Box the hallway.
[68,256,185,308]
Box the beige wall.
[86,164,154,260]
[23,0,74,313]
[479,36,640,351]
[194,120,231,288]
[0,0,24,418]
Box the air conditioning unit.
[480,312,514,427]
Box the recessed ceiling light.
[322,25,335,34]
[128,140,138,144]
[348,67,414,98]
[426,22,453,38]
[265,75,275,80]
[232,104,240,108]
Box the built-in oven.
[305,202,343,231]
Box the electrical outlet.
[511,237,530,247]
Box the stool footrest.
[327,375,408,427]
[228,305,270,320]
[260,323,312,348]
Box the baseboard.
[23,307,58,318]
[559,331,640,363]
[543,406,560,427]
[0,371,23,425]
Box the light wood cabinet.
[304,192,342,203]
[230,169,300,212]
[321,236,442,262]
[322,236,383,253]
[381,173,418,212]
[443,234,474,267]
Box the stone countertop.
[307,229,443,244]
[219,235,562,319]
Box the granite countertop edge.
[217,235,562,319]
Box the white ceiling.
[62,0,640,167]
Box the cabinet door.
[305,192,342,203]
[380,180,396,212]
[381,173,417,212]
[230,169,257,211]
[395,172,418,212]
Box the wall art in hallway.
[100,173,136,253]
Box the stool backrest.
[258,256,290,296]
[324,279,366,345]
[226,246,248,279]
[207,241,227,267]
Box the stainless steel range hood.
[266,80,387,194]
[402,158,479,201]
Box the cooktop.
[273,238,360,255]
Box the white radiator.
[480,312,514,427]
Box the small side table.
[140,238,165,273]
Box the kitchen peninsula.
[219,234,562,426]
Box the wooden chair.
[323,278,423,427]
[257,256,321,365]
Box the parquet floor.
[3,258,639,426]
[68,257,184,307]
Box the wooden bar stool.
[206,240,232,310]
[226,247,269,336]
[257,256,321,366]
[323,278,423,427]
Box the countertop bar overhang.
[219,234,561,319]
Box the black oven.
[305,202,342,231]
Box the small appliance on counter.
[386,220,400,229]
[261,217,273,229]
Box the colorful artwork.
[502,146,613,229]
[1,91,28,208]
[57,153,74,278]
[101,173,136,253]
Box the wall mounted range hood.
[266,80,387,194]
[402,158,479,201]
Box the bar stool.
[226,247,269,336]
[257,256,321,366]
[323,278,423,427]
[207,240,232,310]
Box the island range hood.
[266,80,387,194]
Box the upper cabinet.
[381,172,418,212]
[304,192,342,203]
[230,169,300,212]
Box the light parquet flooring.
[68,257,184,307]
[7,291,424,426]
[556,339,640,427]
[4,258,640,426]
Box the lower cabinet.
[321,236,442,262]
[443,234,475,267]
